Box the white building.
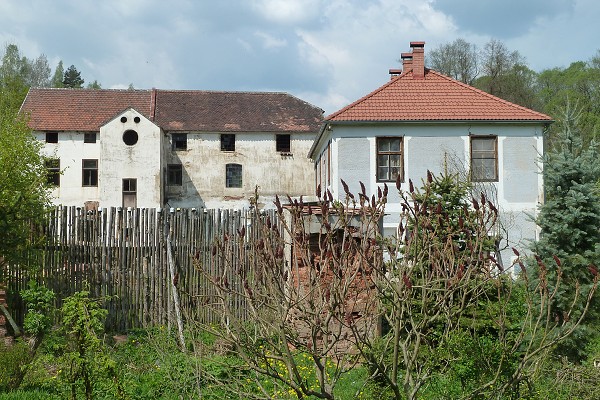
[20,88,323,209]
[308,42,553,262]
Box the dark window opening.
[123,130,138,146]
[134,116,141,123]
[45,159,60,186]
[82,159,98,187]
[172,133,187,150]
[471,136,498,182]
[276,134,291,153]
[221,134,236,151]
[226,163,242,188]
[84,132,97,143]
[376,137,403,182]
[120,116,127,123]
[46,132,58,143]
[167,164,183,186]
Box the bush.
[0,340,30,391]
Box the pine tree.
[532,104,600,359]
[62,64,84,88]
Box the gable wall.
[99,110,163,208]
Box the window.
[226,163,242,188]
[376,137,403,182]
[276,134,291,153]
[167,164,183,186]
[123,130,138,146]
[84,132,97,143]
[221,134,235,151]
[471,136,498,182]
[45,159,60,186]
[46,132,58,143]
[82,159,98,187]
[172,133,187,150]
[122,178,137,208]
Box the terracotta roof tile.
[20,88,323,133]
[154,90,323,132]
[326,69,552,122]
[20,88,152,131]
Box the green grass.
[4,327,599,399]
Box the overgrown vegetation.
[3,37,600,398]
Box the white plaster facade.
[23,88,323,210]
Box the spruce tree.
[532,104,600,359]
[62,64,84,88]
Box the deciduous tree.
[428,38,479,85]
[51,60,65,88]
[0,89,51,273]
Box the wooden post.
[0,304,21,337]
[167,220,186,352]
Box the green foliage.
[60,289,114,400]
[0,391,62,400]
[0,340,30,391]
[51,61,64,88]
[410,172,497,253]
[537,61,600,145]
[531,105,600,359]
[62,65,84,88]
[21,281,55,337]
[0,89,50,273]
[86,80,101,89]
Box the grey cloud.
[432,0,576,38]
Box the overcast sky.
[0,0,597,115]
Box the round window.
[134,116,141,123]
[120,116,127,123]
[123,130,139,146]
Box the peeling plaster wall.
[165,132,316,209]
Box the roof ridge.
[28,87,151,92]
[155,89,291,95]
[426,70,552,120]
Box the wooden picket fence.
[5,206,281,332]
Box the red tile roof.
[326,69,552,122]
[20,88,152,131]
[20,88,323,133]
[154,90,323,132]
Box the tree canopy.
[530,104,600,359]
[0,88,51,272]
[62,64,84,88]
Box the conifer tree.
[532,104,600,359]
[62,64,84,88]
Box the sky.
[0,0,598,115]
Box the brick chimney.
[401,52,413,72]
[410,41,425,79]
